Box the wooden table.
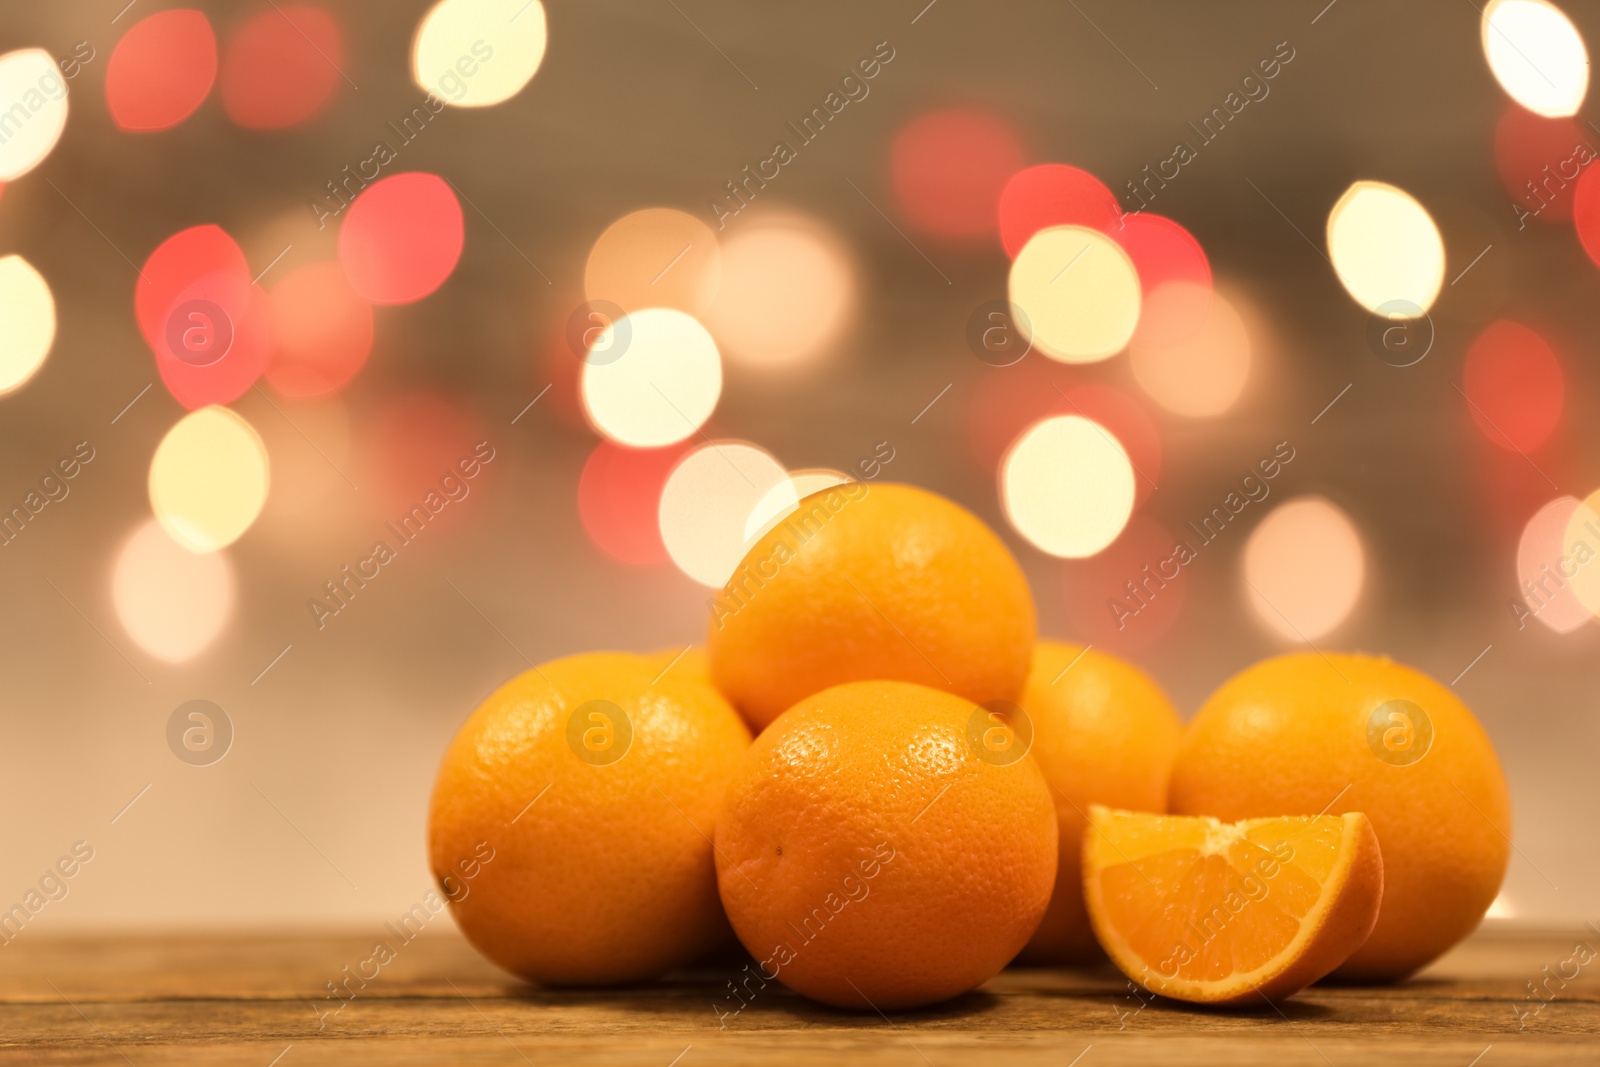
[1,928,1595,1064]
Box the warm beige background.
[0,1,1592,934]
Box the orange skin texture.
[707,482,1036,732]
[428,652,751,986]
[715,680,1058,1010]
[1169,652,1511,981]
[1016,642,1182,963]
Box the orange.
[428,651,751,985]
[707,482,1036,732]
[714,680,1057,1010]
[1014,641,1182,962]
[1083,806,1383,1004]
[1169,652,1510,981]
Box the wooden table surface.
[1,927,1595,1065]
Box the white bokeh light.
[659,442,789,587]
[412,0,548,108]
[113,519,236,663]
[581,307,723,448]
[0,255,55,395]
[1327,181,1445,317]
[0,48,69,181]
[1001,415,1135,558]
[1482,0,1588,117]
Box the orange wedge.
[1083,805,1383,1005]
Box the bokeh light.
[1495,104,1587,222]
[265,261,374,397]
[135,224,271,409]
[658,441,789,587]
[744,469,849,541]
[105,9,217,132]
[1059,384,1162,509]
[221,5,344,129]
[1243,496,1364,641]
[890,108,1024,238]
[1109,213,1211,297]
[0,48,70,181]
[413,0,547,108]
[1001,414,1135,559]
[577,441,690,567]
[0,255,56,395]
[705,216,852,369]
[149,406,271,553]
[1326,180,1445,315]
[339,172,464,305]
[1482,0,1588,117]
[581,307,723,448]
[1008,225,1141,363]
[584,208,720,317]
[1563,490,1600,619]
[1462,319,1564,453]
[1570,157,1600,263]
[112,518,235,663]
[1061,514,1187,652]
[1130,283,1251,418]
[997,164,1121,258]
[1517,496,1594,633]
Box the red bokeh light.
[106,9,218,132]
[221,5,344,130]
[1107,213,1211,297]
[265,261,374,397]
[577,441,691,566]
[997,164,1121,258]
[339,173,464,305]
[363,392,487,518]
[1494,104,1593,224]
[135,224,270,409]
[890,108,1025,239]
[1060,514,1186,653]
[1463,320,1564,454]
[1572,163,1600,268]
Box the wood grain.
[1,928,1596,1065]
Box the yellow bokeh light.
[707,217,853,369]
[412,0,547,108]
[149,406,271,553]
[1327,181,1445,316]
[1130,283,1250,418]
[1243,496,1365,641]
[585,208,721,317]
[659,441,790,587]
[0,255,55,395]
[1008,225,1141,363]
[1519,495,1593,633]
[1001,415,1135,558]
[1562,489,1600,619]
[112,518,235,663]
[743,468,849,541]
[1483,0,1588,117]
[581,307,722,448]
[0,48,69,181]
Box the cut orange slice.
[1083,805,1383,1005]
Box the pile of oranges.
[428,482,1511,1009]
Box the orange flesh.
[1094,814,1346,985]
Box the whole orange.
[1168,652,1510,981]
[1014,641,1182,962]
[714,680,1058,1010]
[428,651,751,985]
[707,482,1036,732]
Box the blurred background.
[0,0,1595,932]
